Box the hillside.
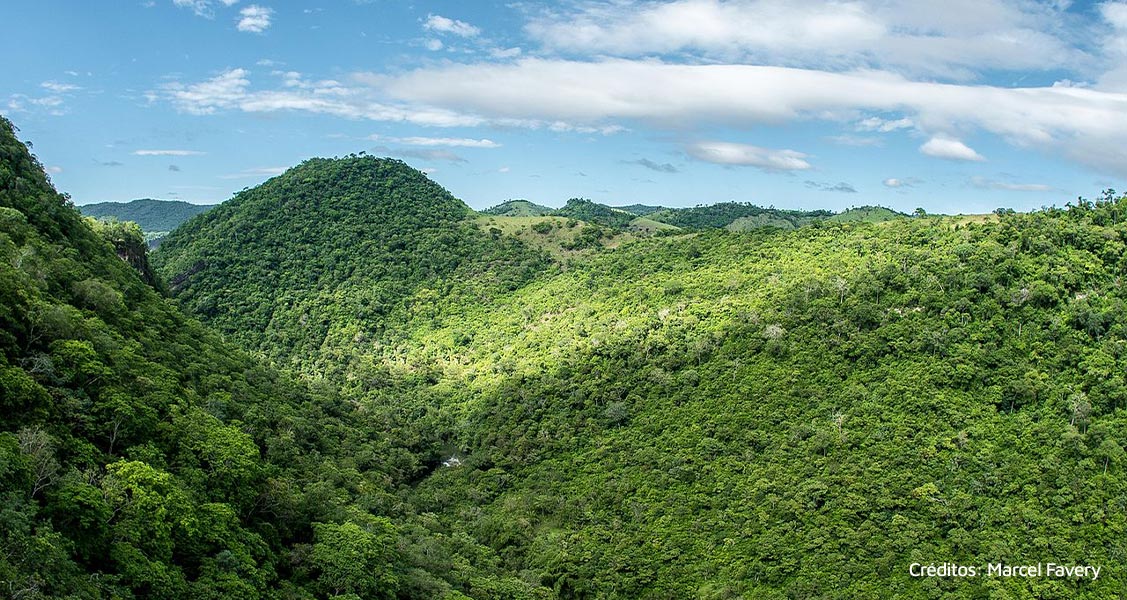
[0,117,554,599]
[152,155,549,373]
[150,135,1127,596]
[384,208,1127,598]
[827,205,906,223]
[481,199,554,217]
[650,201,834,230]
[551,198,636,229]
[616,203,668,216]
[78,198,213,239]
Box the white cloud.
[423,14,480,37]
[370,135,501,148]
[47,166,63,174]
[237,5,273,33]
[523,0,1083,79]
[379,58,1127,175]
[159,69,522,128]
[686,141,811,170]
[172,0,216,17]
[157,57,1127,177]
[31,96,64,108]
[41,81,80,93]
[424,38,444,51]
[490,47,522,59]
[883,177,922,188]
[1102,1,1127,30]
[857,116,913,132]
[133,149,206,156]
[919,136,985,161]
[163,68,251,114]
[970,176,1052,191]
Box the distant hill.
[650,201,833,230]
[152,155,548,368]
[552,198,636,229]
[826,205,906,223]
[481,199,553,217]
[78,198,213,234]
[616,203,668,216]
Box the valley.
[3,115,1127,598]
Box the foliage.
[649,201,834,230]
[0,117,543,599]
[78,199,213,235]
[551,198,635,229]
[152,155,550,373]
[826,205,906,223]
[480,200,554,217]
[14,106,1127,599]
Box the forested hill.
[0,117,557,599]
[78,198,213,234]
[160,151,1127,597]
[152,156,549,371]
[15,105,1127,599]
[480,199,553,217]
[0,116,313,596]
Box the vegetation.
[10,109,1127,599]
[0,117,550,599]
[78,199,214,244]
[158,140,1127,598]
[481,199,554,217]
[649,201,834,230]
[615,204,667,216]
[551,198,636,229]
[152,156,549,372]
[826,205,906,223]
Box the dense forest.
[78,199,213,234]
[78,199,214,245]
[6,111,1127,598]
[0,117,551,599]
[480,200,554,218]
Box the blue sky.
[3,0,1126,213]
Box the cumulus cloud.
[919,136,985,161]
[237,5,273,33]
[423,14,480,37]
[523,0,1085,79]
[157,58,1127,177]
[883,177,921,188]
[626,158,679,173]
[133,149,206,156]
[159,68,486,126]
[686,141,811,171]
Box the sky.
[2,0,1127,214]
